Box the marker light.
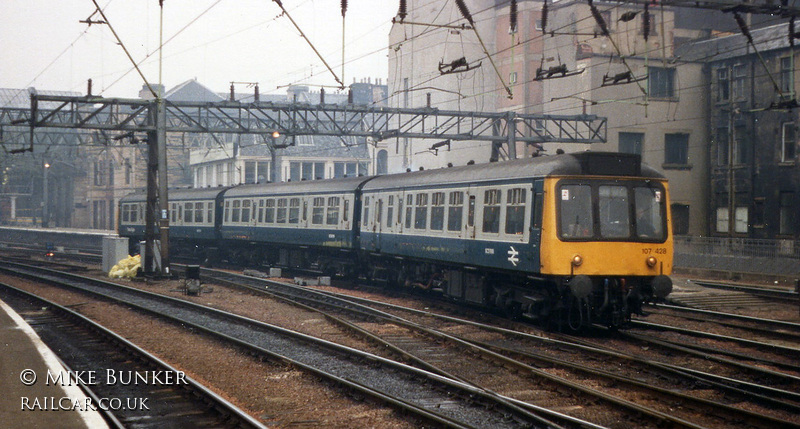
[646,256,657,267]
[571,254,583,267]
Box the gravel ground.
[0,272,416,428]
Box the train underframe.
[168,239,671,331]
[361,254,672,331]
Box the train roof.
[120,186,230,203]
[224,175,371,198]
[362,152,664,191]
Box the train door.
[373,197,383,251]
[530,180,544,269]
[465,191,477,240]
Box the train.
[119,151,673,330]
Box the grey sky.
[0,1,395,97]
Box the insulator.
[642,4,650,41]
[541,0,548,33]
[589,2,609,37]
[398,0,407,21]
[510,0,518,33]
[733,12,753,44]
[341,0,347,17]
[455,0,474,25]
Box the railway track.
[0,282,265,429]
[194,267,800,428]
[0,261,569,429]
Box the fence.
[674,236,800,277]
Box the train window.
[185,203,194,224]
[634,187,664,239]
[362,196,370,227]
[414,193,428,229]
[482,189,501,233]
[397,195,403,226]
[343,199,349,222]
[195,202,204,223]
[327,197,340,225]
[231,200,241,223]
[505,188,526,235]
[405,195,413,229]
[376,199,383,226]
[598,186,629,238]
[207,202,213,225]
[171,203,178,223]
[559,185,593,238]
[257,200,264,223]
[312,197,325,225]
[386,196,394,229]
[430,192,445,230]
[265,199,275,223]
[276,199,287,223]
[289,198,300,224]
[448,191,463,231]
[241,200,251,223]
[178,204,183,223]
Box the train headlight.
[571,254,583,267]
[646,256,657,267]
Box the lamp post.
[42,161,50,228]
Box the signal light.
[271,131,281,139]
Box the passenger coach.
[359,152,673,329]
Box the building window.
[732,64,747,100]
[780,193,794,235]
[715,207,729,233]
[780,56,793,95]
[733,123,747,165]
[648,67,675,98]
[664,133,689,165]
[752,199,765,228]
[782,122,797,162]
[716,122,729,166]
[717,68,729,102]
[509,72,517,85]
[245,161,256,184]
[734,206,748,233]
[671,204,689,235]
[619,132,644,155]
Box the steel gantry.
[1,93,607,275]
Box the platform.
[0,298,108,429]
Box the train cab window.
[185,203,194,224]
[231,200,241,223]
[327,197,340,225]
[362,196,370,227]
[386,196,394,229]
[405,195,413,229]
[505,188,526,235]
[448,191,464,231]
[414,193,428,230]
[312,197,325,225]
[276,199,287,223]
[430,192,445,230]
[241,200,252,223]
[634,187,665,239]
[598,186,630,238]
[482,189,501,233]
[265,199,275,223]
[560,185,593,238]
[289,198,300,224]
